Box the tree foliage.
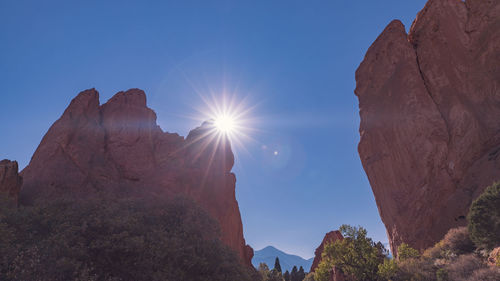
[314,224,387,281]
[0,196,253,281]
[283,270,290,281]
[274,257,282,273]
[377,259,398,281]
[468,181,500,250]
[397,243,420,261]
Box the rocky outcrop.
[0,160,22,202]
[310,230,344,273]
[19,88,253,265]
[355,0,500,254]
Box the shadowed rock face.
[0,160,22,202]
[355,0,500,255]
[19,88,253,265]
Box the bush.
[393,258,436,281]
[436,268,448,281]
[377,259,398,280]
[397,243,420,261]
[445,254,483,281]
[468,181,500,250]
[423,240,446,260]
[441,227,475,255]
[0,196,253,281]
[423,227,475,261]
[468,267,500,281]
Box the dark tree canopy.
[291,266,299,281]
[0,195,253,281]
[298,266,306,280]
[468,181,500,250]
[274,257,282,273]
[284,270,290,281]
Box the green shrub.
[314,225,387,281]
[468,181,500,250]
[397,243,420,261]
[377,258,398,281]
[0,196,253,281]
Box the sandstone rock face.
[19,88,253,265]
[310,230,344,273]
[355,0,500,254]
[0,159,22,202]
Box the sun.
[214,114,236,134]
[190,91,257,153]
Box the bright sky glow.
[190,91,259,159]
[214,114,236,134]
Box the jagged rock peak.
[0,159,22,203]
[19,88,253,266]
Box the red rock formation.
[310,230,344,273]
[355,0,500,255]
[0,159,22,202]
[19,88,253,265]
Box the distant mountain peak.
[252,246,313,272]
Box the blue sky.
[0,0,427,259]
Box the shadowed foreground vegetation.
[313,182,500,281]
[0,195,255,281]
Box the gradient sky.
[0,0,428,259]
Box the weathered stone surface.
[0,159,22,202]
[310,230,344,273]
[355,0,500,255]
[19,88,252,265]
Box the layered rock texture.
[0,160,22,202]
[310,230,344,274]
[18,88,253,265]
[355,0,500,254]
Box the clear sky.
[0,0,427,259]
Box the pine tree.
[283,270,290,281]
[274,257,282,273]
[291,266,298,281]
[298,266,306,281]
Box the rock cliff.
[0,160,22,202]
[355,0,500,254]
[18,88,253,265]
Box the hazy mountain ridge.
[252,246,313,272]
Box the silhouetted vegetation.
[274,257,282,273]
[0,195,253,281]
